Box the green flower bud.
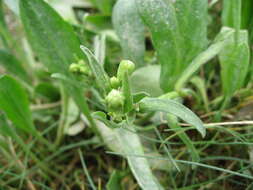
[110,76,120,89]
[105,89,125,111]
[69,63,80,73]
[117,60,135,81]
[69,60,89,75]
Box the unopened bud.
[110,76,120,89]
[105,89,124,111]
[117,60,135,81]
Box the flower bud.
[69,60,89,75]
[105,89,125,111]
[110,76,120,89]
[69,63,80,73]
[117,60,135,81]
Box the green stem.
[175,41,226,92]
[55,83,69,146]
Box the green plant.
[0,0,253,189]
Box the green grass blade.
[112,0,145,67]
[139,97,206,137]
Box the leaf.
[0,75,35,134]
[130,65,163,97]
[175,0,208,63]
[218,28,250,98]
[139,97,206,137]
[0,50,30,83]
[136,0,208,91]
[106,170,122,190]
[112,0,145,67]
[94,34,106,66]
[133,92,150,104]
[0,113,13,137]
[222,0,253,30]
[89,0,115,14]
[122,72,133,113]
[115,124,164,190]
[175,40,227,91]
[20,0,96,129]
[20,0,84,76]
[80,46,111,95]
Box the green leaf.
[80,46,111,95]
[130,65,163,97]
[112,0,145,67]
[106,170,122,190]
[89,0,115,14]
[133,92,150,104]
[0,113,13,137]
[139,97,206,137]
[115,124,164,190]
[175,0,208,63]
[20,0,96,130]
[0,75,35,134]
[20,0,84,76]
[222,0,253,30]
[136,0,208,91]
[0,50,30,83]
[122,71,133,113]
[218,27,250,98]
[175,40,227,91]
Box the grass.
[0,0,253,189]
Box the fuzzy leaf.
[139,97,206,137]
[80,46,111,95]
[112,0,145,67]
[20,0,95,127]
[136,0,208,91]
[0,50,30,83]
[218,27,250,98]
[0,75,35,134]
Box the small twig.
[180,121,253,127]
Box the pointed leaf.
[0,75,35,133]
[80,46,111,95]
[115,124,164,190]
[139,97,206,137]
[218,27,250,98]
[136,0,208,91]
[0,50,30,83]
[112,0,145,67]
